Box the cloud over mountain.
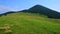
[0,5,20,14]
[0,6,20,11]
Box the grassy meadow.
[0,12,60,34]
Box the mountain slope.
[27,5,60,19]
[0,12,60,34]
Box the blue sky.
[0,0,60,13]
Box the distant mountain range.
[0,5,60,19]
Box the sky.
[0,0,60,14]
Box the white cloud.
[0,5,21,14]
[0,6,7,10]
[0,5,20,11]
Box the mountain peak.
[28,4,60,19]
[33,4,44,7]
[33,5,41,7]
[30,5,45,9]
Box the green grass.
[0,12,60,34]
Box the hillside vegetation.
[0,12,60,34]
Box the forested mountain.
[26,5,60,19]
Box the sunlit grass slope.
[0,12,60,34]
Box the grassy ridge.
[0,12,60,34]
